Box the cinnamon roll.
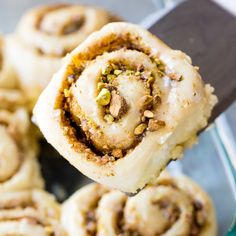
[0,189,66,235]
[61,174,217,236]
[6,3,119,107]
[0,96,44,192]
[34,22,217,193]
[0,36,18,88]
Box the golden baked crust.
[0,189,66,235]
[5,4,120,108]
[61,174,217,236]
[34,22,217,193]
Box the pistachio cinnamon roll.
[61,174,217,236]
[0,36,18,88]
[6,4,119,107]
[34,22,217,193]
[0,99,44,192]
[0,189,66,235]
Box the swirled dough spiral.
[0,189,66,236]
[0,36,18,88]
[34,22,217,193]
[0,93,44,192]
[5,3,119,107]
[61,174,217,236]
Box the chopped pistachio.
[138,95,153,111]
[107,74,116,82]
[154,58,161,65]
[144,110,154,118]
[148,119,165,131]
[102,65,112,75]
[64,89,70,97]
[109,91,128,119]
[96,88,111,106]
[104,114,114,123]
[126,70,134,76]
[134,123,147,135]
[97,82,105,91]
[158,63,165,71]
[114,69,122,75]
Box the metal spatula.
[40,0,236,202]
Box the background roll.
[0,89,44,192]
[0,189,66,236]
[61,173,217,236]
[5,3,120,108]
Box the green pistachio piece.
[144,110,154,118]
[134,123,147,135]
[107,74,116,82]
[102,65,112,75]
[64,89,70,97]
[126,70,134,76]
[114,69,122,75]
[96,88,111,106]
[97,82,105,91]
[104,114,114,123]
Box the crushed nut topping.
[134,123,147,135]
[64,89,70,98]
[148,119,166,131]
[97,82,105,91]
[104,114,114,123]
[109,91,128,119]
[143,110,154,118]
[114,69,122,75]
[96,88,111,106]
[138,95,153,111]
